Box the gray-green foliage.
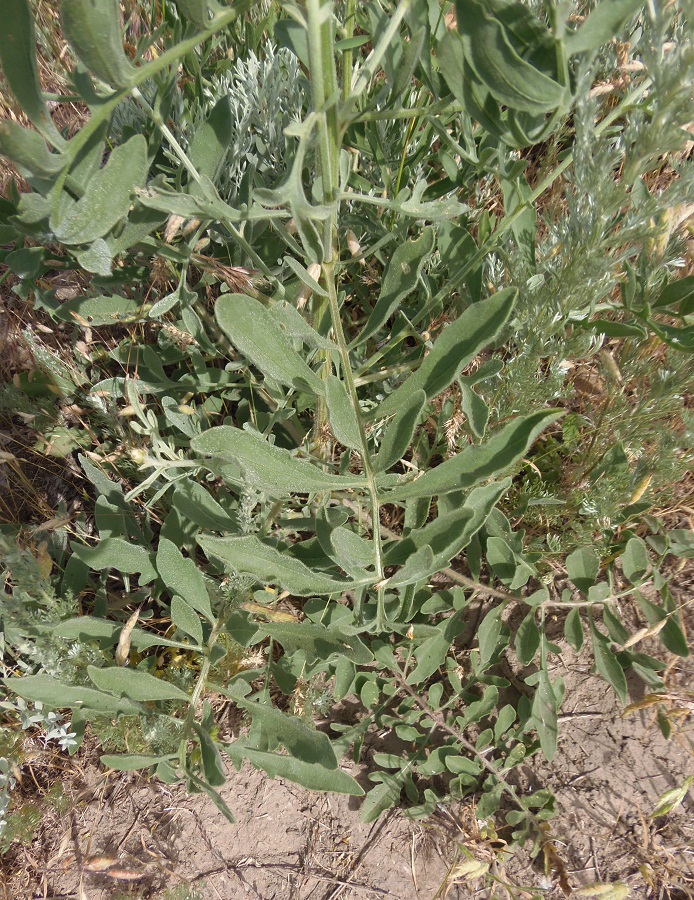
[0,0,692,842]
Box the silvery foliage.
[111,44,304,201]
[0,699,76,839]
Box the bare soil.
[3,647,692,900]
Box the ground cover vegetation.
[0,0,693,895]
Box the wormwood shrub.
[0,0,692,846]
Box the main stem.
[306,0,387,629]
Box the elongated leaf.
[387,545,435,588]
[198,534,350,595]
[216,294,324,394]
[157,538,213,622]
[564,607,584,651]
[71,537,157,583]
[635,589,689,658]
[478,604,504,666]
[565,0,644,55]
[54,617,195,652]
[101,753,176,771]
[532,665,558,761]
[0,122,66,178]
[372,288,516,420]
[192,426,367,494]
[373,389,426,473]
[384,409,561,500]
[453,1,566,113]
[171,596,204,645]
[590,624,627,704]
[5,674,141,715]
[188,97,232,195]
[230,744,362,795]
[0,1,63,144]
[173,0,211,29]
[87,665,190,702]
[61,0,135,87]
[192,724,226,787]
[651,775,694,819]
[356,228,435,345]
[566,546,600,593]
[258,621,373,665]
[326,376,361,450]
[620,537,650,584]
[273,301,338,351]
[228,700,363,795]
[54,294,145,326]
[515,612,540,665]
[53,135,147,245]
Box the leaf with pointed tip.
[273,301,338,351]
[373,389,426,473]
[565,0,644,55]
[532,664,558,761]
[192,426,366,495]
[198,534,351,595]
[53,135,147,245]
[257,621,373,665]
[87,665,190,702]
[590,623,627,704]
[326,376,361,450]
[61,0,135,87]
[0,1,64,144]
[478,604,504,667]
[71,537,157,583]
[101,753,177,771]
[188,97,232,196]
[383,410,561,500]
[171,596,204,645]
[5,674,141,715]
[356,228,435,346]
[157,538,214,622]
[215,294,324,395]
[0,122,66,178]
[372,288,516,420]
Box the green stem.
[180,611,225,770]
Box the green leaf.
[384,409,561,501]
[273,301,338,351]
[198,534,350,595]
[71,537,157,583]
[101,753,176,771]
[564,607,584,651]
[652,274,694,312]
[565,0,644,55]
[590,623,627,704]
[53,294,145,326]
[620,537,650,584]
[373,389,426,473]
[532,665,558,761]
[372,288,517,420]
[0,1,64,144]
[186,770,236,823]
[478,604,504,667]
[188,97,232,195]
[192,724,226,787]
[171,596,204,645]
[192,426,366,494]
[651,775,694,819]
[173,0,211,29]
[459,379,489,439]
[274,18,310,68]
[515,612,540,665]
[215,294,324,395]
[54,617,196,652]
[452,1,567,112]
[356,228,435,345]
[326,376,361,450]
[257,621,373,665]
[0,122,66,178]
[60,0,135,87]
[229,699,363,795]
[53,135,148,245]
[386,480,511,578]
[387,545,435,588]
[566,546,600,593]
[87,665,190,702]
[157,538,214,622]
[360,778,402,822]
[4,674,141,715]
